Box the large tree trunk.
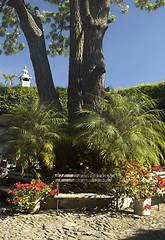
[7,0,62,112]
[80,0,110,111]
[68,0,84,123]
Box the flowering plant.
[145,204,152,210]
[6,179,58,212]
[114,159,165,203]
[152,165,165,195]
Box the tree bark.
[68,0,84,123]
[7,0,62,112]
[80,0,110,111]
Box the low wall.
[41,194,165,211]
[41,194,116,210]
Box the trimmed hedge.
[0,85,68,115]
[0,85,39,114]
[106,81,165,109]
[1,81,165,116]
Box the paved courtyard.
[0,201,164,240]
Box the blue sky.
[0,1,165,90]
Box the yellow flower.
[125,5,129,9]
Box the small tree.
[1,73,17,86]
[1,99,67,173]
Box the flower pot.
[134,198,151,216]
[28,198,41,214]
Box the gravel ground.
[0,200,165,240]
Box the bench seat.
[54,193,114,199]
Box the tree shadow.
[0,204,22,218]
[123,229,165,240]
[0,197,29,219]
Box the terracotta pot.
[134,198,151,216]
[28,198,41,214]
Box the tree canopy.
[1,0,165,56]
[0,0,70,56]
[134,0,165,11]
[1,0,165,116]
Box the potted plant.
[6,179,58,213]
[114,159,165,215]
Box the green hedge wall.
[0,85,68,116]
[0,85,39,114]
[105,81,165,110]
[1,81,165,116]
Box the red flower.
[24,183,29,187]
[145,204,151,210]
[6,197,10,202]
[17,197,22,201]
[6,189,10,193]
[13,189,17,195]
[50,189,57,195]
[36,187,42,192]
[153,165,160,168]
[134,181,138,185]
[16,182,22,188]
[120,181,125,184]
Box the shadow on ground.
[123,229,165,240]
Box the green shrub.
[74,92,165,172]
[0,99,67,173]
[0,85,68,116]
[0,85,39,114]
[106,81,165,110]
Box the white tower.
[19,66,32,87]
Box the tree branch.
[80,0,110,30]
[7,0,28,21]
[7,0,42,37]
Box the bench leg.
[57,199,59,215]
[158,195,160,211]
[115,191,119,210]
[56,183,59,215]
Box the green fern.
[74,92,165,171]
[1,99,67,173]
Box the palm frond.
[74,92,165,171]
[1,99,67,172]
